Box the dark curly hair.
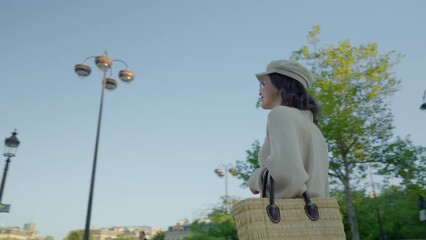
[269,73,320,125]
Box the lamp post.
[214,164,238,213]
[0,130,20,208]
[74,52,135,240]
[417,195,426,238]
[368,170,386,240]
[420,89,426,111]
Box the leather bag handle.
[261,170,319,223]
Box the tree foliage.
[291,25,426,240]
[333,184,426,239]
[63,230,97,240]
[115,235,138,240]
[186,212,237,240]
[64,230,84,240]
[291,25,426,185]
[185,198,239,240]
[235,140,260,188]
[152,231,165,240]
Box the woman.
[248,60,330,199]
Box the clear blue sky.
[0,0,425,239]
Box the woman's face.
[259,75,282,109]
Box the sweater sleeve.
[248,166,268,194]
[266,108,309,198]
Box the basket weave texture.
[232,197,346,240]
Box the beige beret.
[255,60,312,90]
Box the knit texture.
[248,106,330,198]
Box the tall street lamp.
[420,89,426,111]
[74,52,135,240]
[417,195,426,238]
[0,130,20,211]
[214,164,238,213]
[368,170,386,240]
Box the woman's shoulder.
[268,106,297,119]
[268,106,312,124]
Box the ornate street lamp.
[0,130,20,205]
[214,164,238,214]
[420,89,426,111]
[74,52,135,240]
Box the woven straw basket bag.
[232,171,346,240]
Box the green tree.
[206,209,238,239]
[186,213,237,240]
[64,230,84,240]
[63,230,97,240]
[186,198,239,240]
[45,236,55,240]
[373,184,426,239]
[184,231,222,240]
[235,140,260,188]
[291,25,426,240]
[152,231,165,240]
[115,235,138,240]
[334,184,426,239]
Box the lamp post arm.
[423,89,426,102]
[107,68,113,77]
[81,56,97,64]
[113,59,129,69]
[107,60,129,78]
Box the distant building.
[164,220,192,240]
[23,224,36,233]
[0,223,43,240]
[71,226,164,240]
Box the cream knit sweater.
[248,106,330,198]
